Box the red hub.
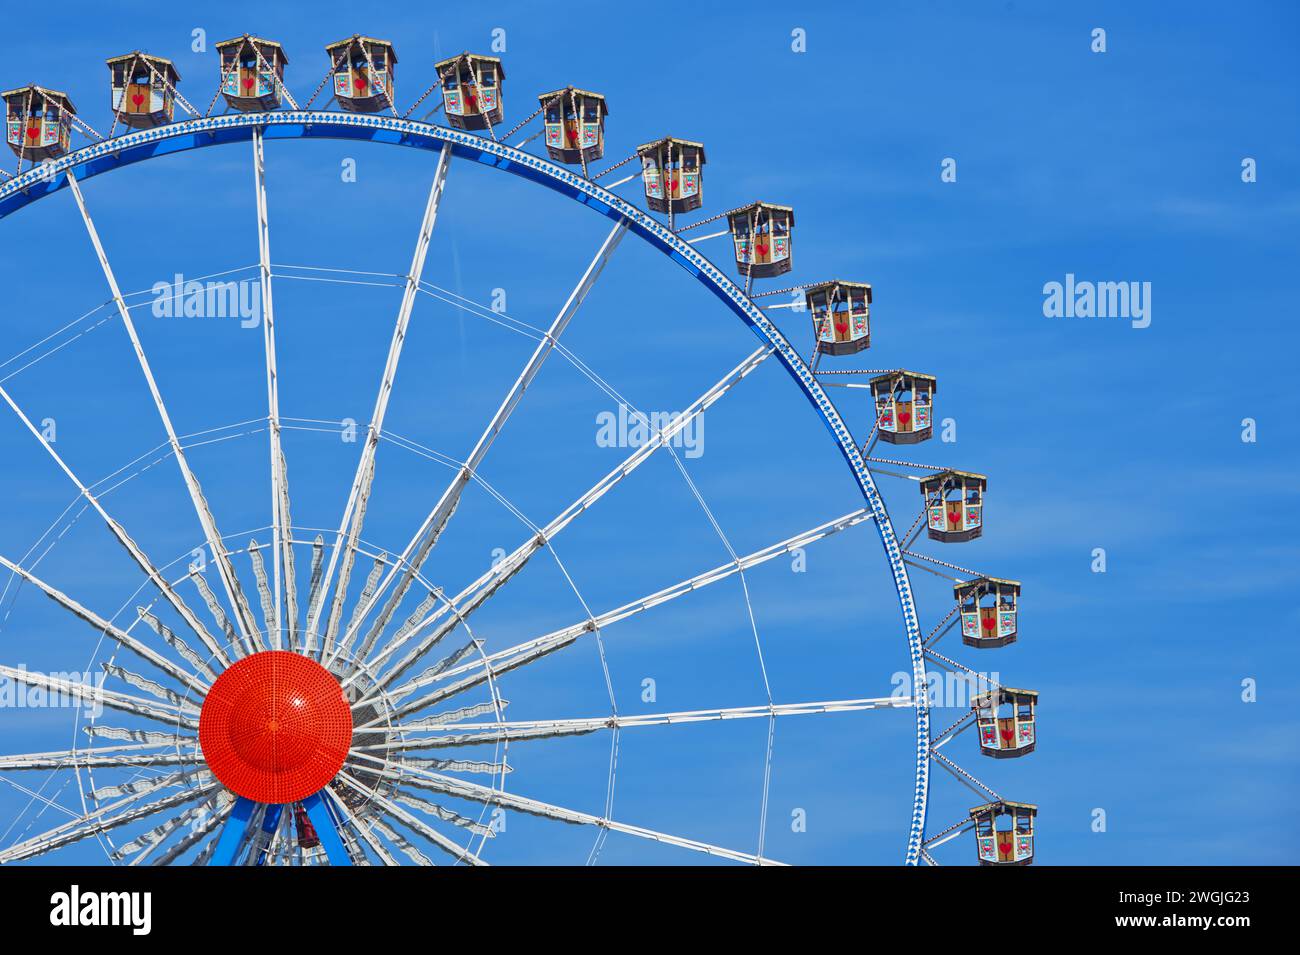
[199,651,352,804]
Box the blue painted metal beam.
[301,791,352,866]
[210,796,256,866]
[254,803,284,866]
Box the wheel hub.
[199,650,352,803]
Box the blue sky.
[0,1,1296,865]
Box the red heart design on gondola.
[982,617,996,630]
[242,77,255,90]
[948,510,962,524]
[897,411,911,425]
[834,318,848,334]
[354,76,368,90]
[999,841,1012,855]
[131,94,145,106]
[670,178,679,191]
[566,129,578,141]
[756,243,769,256]
[468,94,478,107]
[1001,729,1014,743]
[26,127,39,139]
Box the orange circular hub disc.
[199,651,352,804]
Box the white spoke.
[329,789,399,866]
[344,553,388,645]
[923,817,973,850]
[65,172,259,655]
[310,145,453,657]
[364,696,911,749]
[347,344,774,693]
[247,541,276,649]
[304,534,325,633]
[252,128,296,649]
[148,794,234,865]
[89,766,211,801]
[335,770,487,866]
[187,570,243,657]
[369,816,429,865]
[0,381,231,666]
[349,752,781,866]
[397,755,510,777]
[0,778,218,863]
[112,797,220,863]
[0,741,198,772]
[102,664,189,708]
[0,553,208,695]
[152,789,236,867]
[85,726,193,746]
[139,603,217,682]
[334,221,630,667]
[389,790,494,839]
[376,507,874,714]
[0,663,198,729]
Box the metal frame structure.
[0,69,1028,863]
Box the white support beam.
[0,779,218,863]
[0,553,208,695]
[362,695,913,748]
[67,171,259,653]
[149,795,233,866]
[329,789,399,866]
[348,752,782,866]
[0,741,200,772]
[371,506,875,716]
[335,770,486,866]
[310,144,453,658]
[346,344,774,694]
[0,381,231,667]
[0,663,198,729]
[252,127,294,650]
[334,221,630,668]
[368,816,429,866]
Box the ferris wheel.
[0,33,1037,866]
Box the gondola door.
[751,221,772,271]
[123,77,151,120]
[979,594,999,642]
[996,820,1016,863]
[894,387,914,437]
[831,302,853,348]
[944,488,965,535]
[560,99,581,153]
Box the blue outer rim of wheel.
[0,111,931,864]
